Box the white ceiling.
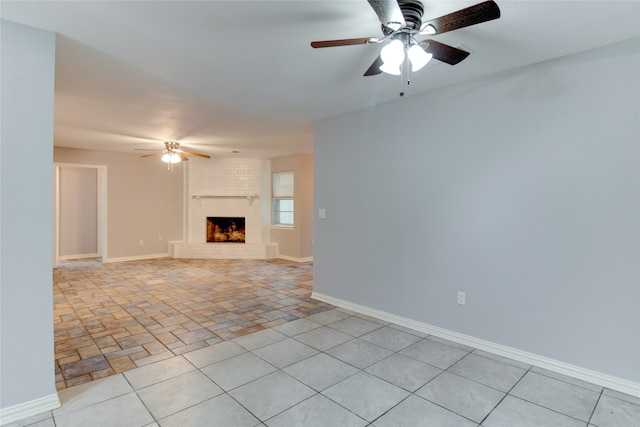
[2,1,639,158]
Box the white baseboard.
[0,393,60,426]
[104,253,169,263]
[311,291,640,398]
[58,253,99,260]
[278,255,313,263]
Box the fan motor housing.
[399,0,424,30]
[381,0,424,34]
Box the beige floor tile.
[53,258,322,388]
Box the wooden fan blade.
[311,37,373,48]
[420,39,470,65]
[181,151,211,159]
[421,0,500,35]
[367,0,405,29]
[177,153,189,162]
[364,55,384,76]
[140,151,163,158]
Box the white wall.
[314,39,639,383]
[270,155,314,261]
[58,167,98,258]
[0,20,59,415]
[55,147,184,261]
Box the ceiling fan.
[311,0,500,77]
[139,141,210,168]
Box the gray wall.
[55,147,184,261]
[314,39,639,382]
[1,20,58,409]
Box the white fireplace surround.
[170,240,277,259]
[170,158,277,259]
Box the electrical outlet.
[457,291,466,305]
[158,236,163,242]
[139,240,144,246]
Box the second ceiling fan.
[139,141,210,169]
[311,0,500,76]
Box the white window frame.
[272,171,294,227]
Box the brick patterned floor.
[53,257,331,390]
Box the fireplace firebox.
[206,217,245,243]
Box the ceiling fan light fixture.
[408,44,433,72]
[379,62,402,75]
[380,39,405,66]
[161,152,181,163]
[380,39,405,75]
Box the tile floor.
[8,258,639,426]
[52,258,328,390]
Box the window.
[272,171,294,226]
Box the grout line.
[478,365,532,426]
[587,390,604,426]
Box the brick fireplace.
[170,158,277,259]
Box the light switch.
[318,208,327,219]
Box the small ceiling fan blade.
[177,153,189,162]
[420,0,500,35]
[140,151,163,158]
[367,0,405,29]
[364,56,384,76]
[311,37,374,48]
[420,39,470,65]
[182,151,211,159]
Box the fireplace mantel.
[191,193,259,206]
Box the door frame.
[54,163,107,266]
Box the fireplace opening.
[206,217,245,243]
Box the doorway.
[54,164,107,266]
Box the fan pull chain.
[399,56,410,97]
